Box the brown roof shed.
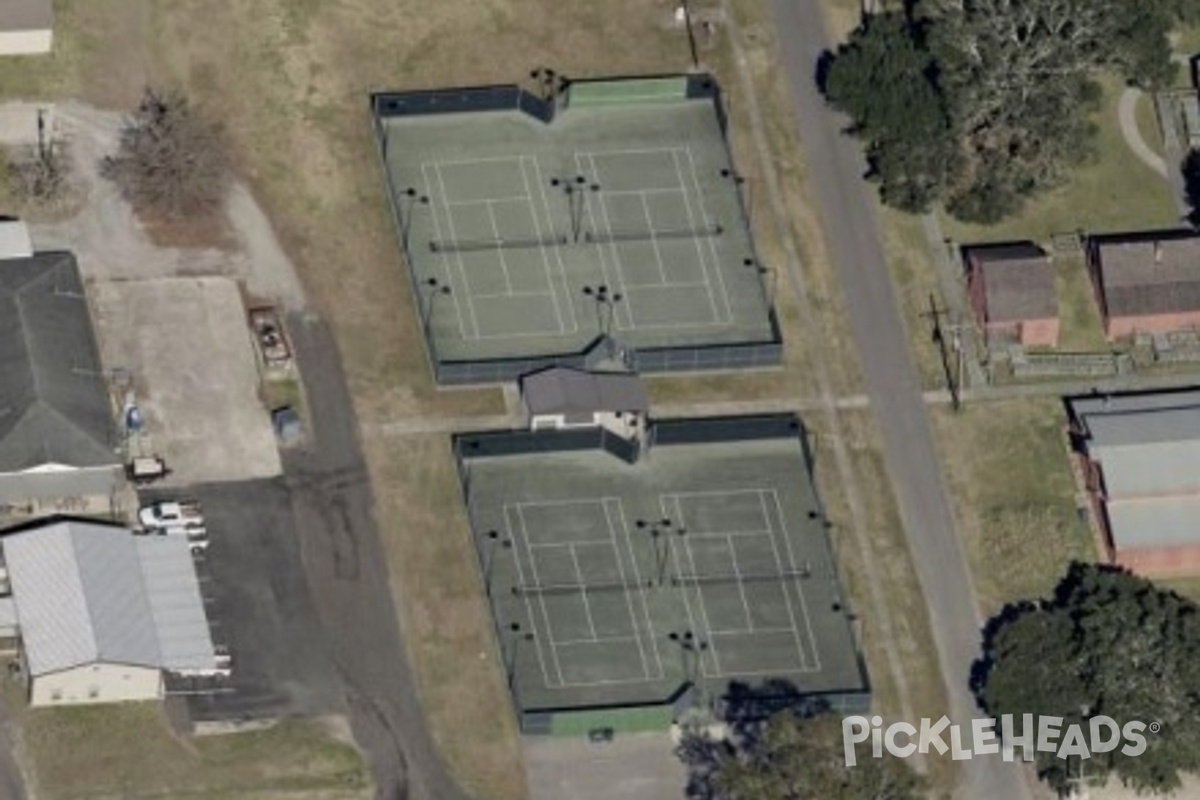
[1091,230,1200,318]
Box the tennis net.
[428,223,724,253]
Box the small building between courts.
[1068,390,1200,576]
[963,242,1058,347]
[520,366,648,438]
[0,0,52,55]
[1087,229,1200,339]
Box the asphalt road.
[286,312,470,800]
[769,2,1032,797]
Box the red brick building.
[963,242,1059,347]
[1087,229,1200,339]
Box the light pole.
[503,622,534,692]
[582,284,623,337]
[401,186,430,254]
[420,277,451,339]
[481,529,512,597]
[551,175,600,242]
[668,630,710,710]
[635,517,684,587]
[743,257,776,309]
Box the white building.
[0,252,122,514]
[0,0,52,56]
[520,366,648,439]
[4,520,218,706]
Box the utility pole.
[920,293,961,411]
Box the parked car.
[138,501,203,530]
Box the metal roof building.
[3,520,217,705]
[1069,391,1200,575]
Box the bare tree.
[102,87,231,221]
[8,140,68,206]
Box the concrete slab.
[91,277,281,484]
[523,732,685,800]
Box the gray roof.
[1093,231,1200,318]
[1070,389,1200,425]
[0,253,115,472]
[4,521,214,676]
[521,367,648,416]
[1071,391,1200,549]
[1107,497,1200,550]
[0,0,52,32]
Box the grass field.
[1053,255,1108,352]
[809,409,956,792]
[22,704,369,800]
[941,77,1179,245]
[931,399,1098,614]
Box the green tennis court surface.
[376,78,777,376]
[455,419,868,731]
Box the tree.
[102,87,231,222]
[975,562,1200,795]
[679,712,924,800]
[1182,149,1200,227]
[823,0,1189,223]
[824,11,959,213]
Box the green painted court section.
[378,84,774,366]
[457,426,869,732]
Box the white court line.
[527,156,580,334]
[503,504,559,688]
[519,497,652,682]
[484,200,515,294]
[758,491,825,671]
[513,505,570,685]
[568,544,599,641]
[725,534,756,631]
[601,187,689,198]
[553,635,641,646]
[618,279,713,291]
[418,162,469,340]
[664,494,719,678]
[517,156,572,334]
[579,152,635,331]
[434,154,530,168]
[429,162,484,339]
[609,498,665,680]
[637,192,669,285]
[530,539,625,549]
[473,290,557,300]
[683,529,774,539]
[582,146,680,159]
[708,626,797,636]
[598,499,652,681]
[682,145,734,324]
[670,148,722,324]
[444,195,532,206]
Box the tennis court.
[457,418,868,729]
[375,77,778,380]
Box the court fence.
[371,73,777,385]
[451,414,872,734]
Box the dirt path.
[1117,88,1168,178]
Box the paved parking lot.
[523,731,686,800]
[91,277,281,484]
[144,480,345,722]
